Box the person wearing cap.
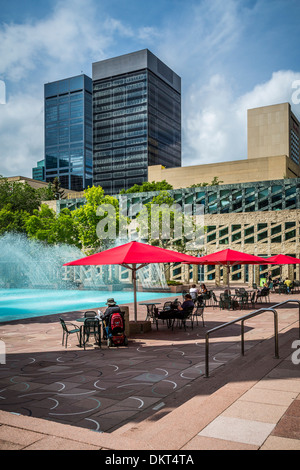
[102,298,122,322]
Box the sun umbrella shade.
[63,241,200,266]
[184,248,267,266]
[63,241,200,322]
[183,248,268,289]
[264,254,300,265]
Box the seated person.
[256,284,269,301]
[189,284,199,300]
[100,298,122,324]
[177,294,195,317]
[157,294,194,320]
[197,283,208,302]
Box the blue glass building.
[32,160,45,181]
[44,74,93,191]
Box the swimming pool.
[0,288,176,323]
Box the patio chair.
[201,290,212,306]
[145,304,157,323]
[172,306,195,331]
[249,290,256,308]
[210,291,219,309]
[219,292,233,310]
[256,287,270,303]
[82,317,101,350]
[293,280,300,293]
[278,283,288,294]
[155,308,174,330]
[163,301,174,310]
[59,318,81,348]
[252,283,258,290]
[84,311,97,317]
[193,305,205,327]
[237,291,249,309]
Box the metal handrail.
[269,299,300,339]
[205,307,278,378]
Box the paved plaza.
[0,288,299,450]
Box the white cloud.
[0,0,111,82]
[183,70,300,166]
[0,92,43,176]
[0,0,143,177]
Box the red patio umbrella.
[63,241,199,322]
[264,254,300,280]
[264,254,300,265]
[183,248,268,288]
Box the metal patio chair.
[82,317,101,350]
[193,305,205,327]
[59,318,81,348]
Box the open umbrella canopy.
[63,241,200,322]
[184,248,267,266]
[183,248,268,289]
[264,254,300,265]
[63,241,199,266]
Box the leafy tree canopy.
[119,180,173,194]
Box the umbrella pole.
[132,264,137,323]
[227,264,230,291]
[123,263,149,324]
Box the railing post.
[274,310,279,359]
[241,320,245,356]
[205,333,209,378]
[298,301,300,339]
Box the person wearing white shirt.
[189,284,199,300]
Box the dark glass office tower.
[92,49,181,194]
[44,74,93,191]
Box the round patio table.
[75,317,101,348]
[139,302,161,321]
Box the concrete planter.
[129,321,152,335]
[169,285,183,293]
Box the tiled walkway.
[0,290,299,450]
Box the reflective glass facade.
[32,160,45,181]
[92,50,181,194]
[117,178,300,215]
[44,74,93,191]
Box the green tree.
[0,178,41,213]
[26,205,80,246]
[188,176,223,188]
[52,177,66,200]
[136,189,206,254]
[72,186,125,254]
[136,190,185,251]
[0,205,30,235]
[36,182,56,201]
[120,180,173,194]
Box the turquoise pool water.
[0,288,176,323]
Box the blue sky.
[1,0,300,178]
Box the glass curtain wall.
[93,71,148,194]
[93,70,181,194]
[45,75,93,191]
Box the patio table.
[75,317,102,347]
[139,302,161,321]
